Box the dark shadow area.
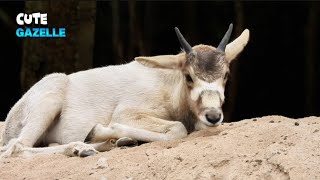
[0,1,319,122]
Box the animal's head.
[136,24,249,129]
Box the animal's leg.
[1,138,137,158]
[0,139,25,158]
[0,96,63,158]
[18,141,98,158]
[114,137,139,147]
[48,143,60,147]
[86,114,188,143]
[91,137,138,151]
[20,97,63,146]
[1,74,68,158]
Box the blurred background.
[0,1,319,122]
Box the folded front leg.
[85,113,188,143]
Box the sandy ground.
[0,115,319,180]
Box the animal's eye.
[185,74,193,84]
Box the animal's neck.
[167,72,197,133]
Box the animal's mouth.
[212,121,222,126]
[198,111,224,127]
[205,121,222,127]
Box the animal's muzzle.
[205,108,222,124]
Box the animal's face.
[182,45,229,126]
[135,24,249,129]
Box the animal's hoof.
[79,149,97,157]
[73,147,98,157]
[71,142,98,157]
[0,140,24,159]
[116,137,138,147]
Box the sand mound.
[0,116,320,180]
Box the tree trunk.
[111,0,123,64]
[77,1,96,70]
[20,1,96,92]
[143,2,155,56]
[128,0,145,60]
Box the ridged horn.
[174,27,193,54]
[217,23,233,52]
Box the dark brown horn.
[217,23,233,52]
[174,27,193,54]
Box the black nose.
[205,111,221,124]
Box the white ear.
[225,29,250,62]
[135,55,185,69]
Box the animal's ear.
[225,29,250,63]
[135,55,185,69]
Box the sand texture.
[0,115,320,180]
